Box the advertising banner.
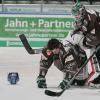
[0,15,74,47]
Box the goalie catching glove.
[37,75,47,88]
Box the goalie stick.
[19,34,42,54]
[45,50,96,96]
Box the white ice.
[0,47,100,100]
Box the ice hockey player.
[71,2,100,87]
[36,38,88,89]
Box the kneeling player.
[36,39,88,89]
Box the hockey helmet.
[47,38,61,50]
[72,3,85,19]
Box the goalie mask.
[72,3,86,20]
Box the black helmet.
[47,38,61,50]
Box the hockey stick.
[45,50,96,96]
[19,34,42,54]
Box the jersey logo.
[65,55,74,63]
[90,29,95,34]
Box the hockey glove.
[37,76,47,88]
[59,79,70,89]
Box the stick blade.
[45,90,62,96]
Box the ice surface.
[0,47,99,100]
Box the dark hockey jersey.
[39,43,88,80]
[73,9,100,47]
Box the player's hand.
[59,79,70,89]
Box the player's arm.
[37,48,54,88]
[59,46,78,89]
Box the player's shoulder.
[86,9,98,16]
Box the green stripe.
[0,41,6,46]
[0,40,47,47]
[29,41,47,47]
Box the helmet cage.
[72,3,85,20]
